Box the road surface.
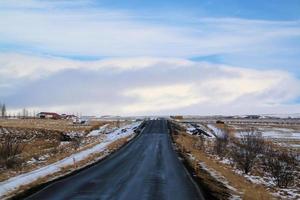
[26,119,204,200]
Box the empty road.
[26,119,204,200]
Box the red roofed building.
[37,112,61,119]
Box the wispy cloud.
[0,1,299,59]
[0,53,193,80]
[123,84,206,113]
[1,55,299,115]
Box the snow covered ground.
[235,127,300,148]
[234,167,300,199]
[198,161,241,199]
[235,127,300,139]
[259,130,300,140]
[210,154,300,200]
[0,121,141,199]
[87,124,109,136]
[187,153,241,199]
[183,123,214,137]
[207,124,225,138]
[197,124,215,137]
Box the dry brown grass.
[214,123,237,138]
[0,118,110,132]
[0,119,118,181]
[1,120,136,199]
[174,132,274,200]
[4,134,134,200]
[106,137,129,151]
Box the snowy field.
[194,122,300,149]
[233,126,300,149]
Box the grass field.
[0,118,103,132]
[0,118,128,182]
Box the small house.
[37,112,61,119]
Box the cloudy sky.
[0,0,300,116]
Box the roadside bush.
[263,147,298,188]
[71,133,82,150]
[230,129,265,174]
[194,135,205,150]
[213,126,229,158]
[49,146,59,155]
[0,134,25,169]
[59,133,72,141]
[169,121,185,135]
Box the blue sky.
[96,0,300,20]
[0,0,300,116]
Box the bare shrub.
[0,134,25,169]
[168,121,185,135]
[263,147,299,188]
[231,129,265,174]
[49,146,59,155]
[194,135,205,150]
[71,133,82,150]
[116,120,120,128]
[59,133,72,141]
[213,126,229,158]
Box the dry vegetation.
[0,118,112,132]
[172,130,274,200]
[5,135,134,200]
[228,123,300,153]
[0,118,86,132]
[0,119,122,182]
[173,120,300,199]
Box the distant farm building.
[216,120,225,124]
[170,116,184,120]
[37,112,61,119]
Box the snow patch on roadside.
[273,188,300,200]
[207,124,225,138]
[197,124,214,137]
[0,121,141,198]
[183,123,214,138]
[187,153,241,199]
[218,156,300,200]
[87,124,109,136]
[237,170,300,199]
[198,161,242,199]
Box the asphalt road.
[26,119,204,200]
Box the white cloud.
[0,53,77,79]
[0,53,193,79]
[0,1,299,58]
[0,0,90,9]
[122,84,206,113]
[195,67,293,104]
[1,54,299,116]
[117,64,300,114]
